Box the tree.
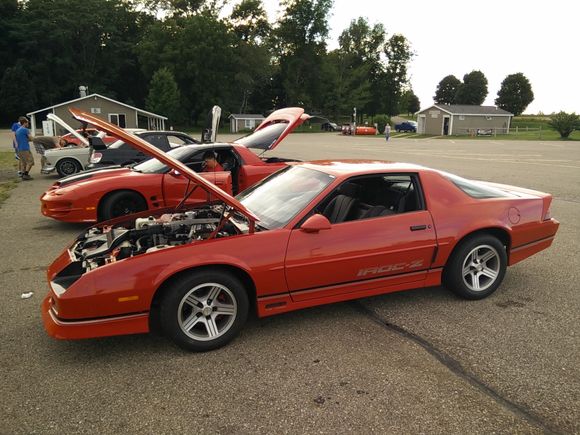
[455,70,488,105]
[0,61,37,120]
[230,0,270,42]
[401,89,420,114]
[434,75,460,104]
[549,112,579,138]
[273,0,334,111]
[382,34,413,116]
[495,73,534,116]
[146,67,182,124]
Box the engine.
[71,206,238,271]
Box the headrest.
[337,182,360,197]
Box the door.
[284,174,437,301]
[161,150,215,206]
[443,116,450,135]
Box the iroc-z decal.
[357,259,424,277]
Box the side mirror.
[300,214,331,233]
[170,169,181,177]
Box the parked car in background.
[395,121,417,133]
[321,121,338,131]
[41,107,309,223]
[61,128,118,146]
[86,131,200,170]
[42,126,559,351]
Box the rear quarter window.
[443,173,511,199]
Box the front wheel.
[160,270,249,351]
[56,158,82,177]
[99,190,147,221]
[444,235,507,300]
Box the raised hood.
[47,113,89,146]
[68,108,258,223]
[234,107,310,151]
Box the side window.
[214,148,239,171]
[315,174,423,224]
[183,151,205,172]
[143,134,170,150]
[166,135,191,148]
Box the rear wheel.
[100,190,147,221]
[160,270,249,351]
[56,158,82,177]
[444,234,507,300]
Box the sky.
[252,0,580,114]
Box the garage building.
[229,114,265,133]
[416,104,513,136]
[27,93,167,135]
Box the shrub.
[373,114,391,134]
[549,112,579,138]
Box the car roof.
[292,160,432,177]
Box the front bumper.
[40,192,97,223]
[41,164,56,174]
[42,295,149,340]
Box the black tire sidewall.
[101,191,147,220]
[160,270,249,352]
[444,234,507,300]
[56,159,81,177]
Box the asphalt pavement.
[0,133,578,434]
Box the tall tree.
[495,72,534,115]
[382,34,413,116]
[455,70,488,105]
[401,89,420,114]
[434,75,461,104]
[146,67,182,124]
[273,0,333,110]
[0,61,37,120]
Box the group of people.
[11,116,67,179]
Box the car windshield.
[234,122,288,150]
[132,147,199,174]
[236,166,335,229]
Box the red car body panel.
[42,158,559,341]
[62,129,117,146]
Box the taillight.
[90,152,102,163]
[543,207,552,221]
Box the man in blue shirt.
[11,117,27,175]
[15,118,35,180]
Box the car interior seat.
[322,183,360,224]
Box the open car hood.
[234,107,310,151]
[68,108,258,223]
[47,113,89,146]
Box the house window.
[459,115,465,121]
[429,110,439,118]
[486,116,492,121]
[109,113,127,128]
[245,119,253,129]
[91,107,101,114]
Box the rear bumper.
[509,218,559,266]
[42,295,149,340]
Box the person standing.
[14,118,35,180]
[385,124,391,141]
[11,117,27,175]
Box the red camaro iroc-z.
[42,109,559,351]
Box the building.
[228,114,265,133]
[26,93,167,135]
[416,105,513,136]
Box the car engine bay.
[71,206,240,271]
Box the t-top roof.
[27,93,168,119]
[229,114,265,119]
[420,104,513,116]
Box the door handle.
[410,225,427,231]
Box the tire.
[160,270,249,351]
[100,190,147,221]
[444,234,507,300]
[56,158,82,177]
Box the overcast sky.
[254,0,579,114]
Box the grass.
[0,152,19,206]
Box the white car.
[41,114,145,176]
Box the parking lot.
[1,133,578,434]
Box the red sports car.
[40,108,309,223]
[42,108,559,351]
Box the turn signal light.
[90,153,103,163]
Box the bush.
[373,114,391,134]
[549,112,579,138]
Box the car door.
[161,150,217,206]
[284,174,437,301]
